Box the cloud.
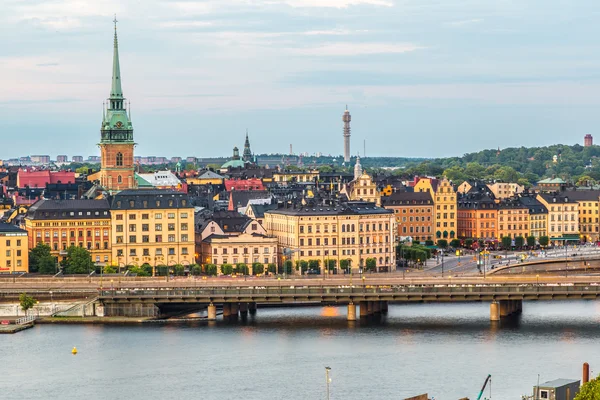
[289,42,424,56]
[445,18,484,27]
[267,0,394,8]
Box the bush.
[514,236,525,249]
[325,259,336,271]
[156,265,168,276]
[252,263,265,275]
[425,240,434,246]
[295,260,308,273]
[308,259,320,269]
[174,264,185,276]
[103,265,117,274]
[465,239,474,248]
[526,236,536,248]
[205,264,217,276]
[141,263,153,276]
[450,239,461,248]
[191,264,202,276]
[437,239,448,249]
[340,259,349,270]
[19,293,36,313]
[221,264,233,275]
[501,236,512,249]
[539,236,550,247]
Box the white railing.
[16,315,36,325]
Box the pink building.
[224,178,265,191]
[17,169,76,188]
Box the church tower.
[242,130,253,162]
[98,17,136,193]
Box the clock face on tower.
[115,121,123,128]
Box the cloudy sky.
[1,0,599,160]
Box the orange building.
[382,191,434,242]
[457,192,498,242]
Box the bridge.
[3,274,600,322]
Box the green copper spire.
[110,15,123,101]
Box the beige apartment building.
[536,193,579,244]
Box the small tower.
[353,155,362,180]
[585,134,593,147]
[242,130,253,162]
[343,106,351,163]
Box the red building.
[584,134,593,147]
[17,169,76,188]
[224,178,265,192]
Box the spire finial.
[113,14,118,33]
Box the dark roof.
[382,191,433,206]
[0,223,27,234]
[197,210,252,234]
[458,191,497,210]
[229,190,272,209]
[111,189,192,210]
[266,201,392,216]
[517,195,548,214]
[26,199,111,220]
[538,193,579,204]
[560,190,600,201]
[248,203,278,218]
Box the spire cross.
[113,14,118,32]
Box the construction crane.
[477,374,492,400]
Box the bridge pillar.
[249,302,257,315]
[381,301,389,314]
[230,302,239,316]
[373,301,381,314]
[222,303,232,318]
[347,303,357,321]
[515,300,523,314]
[239,302,248,315]
[367,301,374,315]
[359,301,369,317]
[499,300,511,317]
[207,303,217,321]
[490,302,500,322]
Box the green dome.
[221,159,247,169]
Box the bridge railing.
[98,284,600,298]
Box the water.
[2,301,600,400]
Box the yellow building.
[110,189,195,271]
[487,182,524,200]
[272,170,319,184]
[24,199,112,264]
[0,223,28,274]
[536,193,579,244]
[265,201,395,273]
[415,177,458,240]
[201,232,278,274]
[346,172,381,206]
[185,170,224,186]
[563,191,600,242]
[498,200,530,239]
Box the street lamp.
[441,251,444,278]
[325,367,332,400]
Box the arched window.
[116,152,123,166]
[342,225,346,233]
[118,175,122,184]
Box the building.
[265,201,395,273]
[537,177,567,192]
[519,194,548,239]
[457,191,498,242]
[0,223,28,274]
[536,193,579,244]
[533,379,579,400]
[56,155,69,163]
[415,177,458,240]
[186,170,224,186]
[72,156,84,163]
[136,171,184,191]
[497,198,529,240]
[24,199,112,264]
[30,155,51,164]
[17,169,76,188]
[486,182,524,200]
[585,134,593,147]
[561,190,600,242]
[110,189,195,271]
[272,170,319,184]
[242,131,253,163]
[342,107,351,163]
[201,233,278,274]
[382,191,434,242]
[97,20,137,193]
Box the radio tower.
[343,106,351,163]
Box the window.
[142,235,149,243]
[156,235,162,242]
[117,249,124,256]
[118,175,122,184]
[116,214,124,221]
[181,213,188,219]
[155,224,162,231]
[129,235,136,243]
[168,223,175,231]
[129,249,136,256]
[181,223,188,231]
[116,236,123,243]
[168,248,175,255]
[129,214,136,220]
[181,234,188,242]
[142,224,149,232]
[142,214,149,220]
[182,248,188,255]
[168,234,175,242]
[129,224,136,232]
[168,213,175,219]
[155,213,162,219]
[156,249,163,256]
[143,249,150,256]
[116,152,123,166]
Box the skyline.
[2,0,600,159]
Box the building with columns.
[97,19,137,193]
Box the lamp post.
[325,367,331,400]
[441,251,444,278]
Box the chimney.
[583,362,590,384]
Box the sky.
[1,0,600,160]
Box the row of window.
[116,248,189,257]
[213,257,277,265]
[402,226,431,234]
[116,223,188,232]
[2,240,22,246]
[36,230,109,238]
[115,212,188,220]
[115,234,190,243]
[213,247,272,255]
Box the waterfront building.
[264,201,395,273]
[110,189,194,271]
[0,223,28,274]
[382,191,434,242]
[560,190,600,242]
[457,190,498,242]
[519,194,548,239]
[201,233,278,274]
[497,198,530,240]
[97,19,137,193]
[536,193,579,244]
[24,199,111,264]
[416,177,458,240]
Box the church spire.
[110,15,123,104]
[242,129,253,162]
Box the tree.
[575,376,600,399]
[103,265,117,274]
[325,259,336,272]
[450,239,461,248]
[29,243,56,274]
[221,264,233,275]
[252,262,264,275]
[425,240,434,246]
[296,260,308,274]
[526,236,536,248]
[465,239,474,248]
[205,264,218,276]
[234,263,249,275]
[191,264,203,276]
[308,259,320,270]
[267,263,277,274]
[437,239,448,249]
[19,293,36,314]
[539,236,550,247]
[283,260,293,275]
[340,259,349,271]
[157,265,168,276]
[514,236,525,249]
[501,236,512,249]
[365,258,377,272]
[63,246,93,274]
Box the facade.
[72,156,84,163]
[497,199,529,239]
[265,201,395,272]
[487,182,524,200]
[0,223,28,274]
[110,190,195,270]
[519,194,548,239]
[24,199,112,264]
[272,170,319,184]
[434,178,458,239]
[382,191,434,242]
[585,134,593,147]
[186,170,224,185]
[343,107,351,163]
[98,21,137,193]
[537,178,567,192]
[536,193,579,243]
[201,233,277,274]
[56,155,69,163]
[457,192,498,241]
[562,191,600,242]
[30,155,51,164]
[346,172,381,206]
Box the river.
[1,301,599,400]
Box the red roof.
[224,178,265,192]
[17,169,75,188]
